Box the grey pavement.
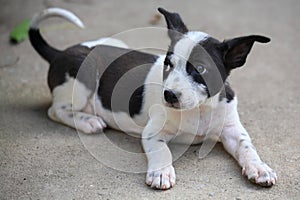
[0,0,299,199]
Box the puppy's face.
[162,32,226,109]
[158,8,270,109]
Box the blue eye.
[196,65,206,74]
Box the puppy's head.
[158,8,270,109]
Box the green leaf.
[10,19,30,43]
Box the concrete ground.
[1,0,299,199]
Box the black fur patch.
[219,82,235,103]
[186,38,227,97]
[128,86,145,117]
[95,46,158,117]
[200,37,228,79]
[47,45,92,91]
[29,29,61,63]
[162,50,174,81]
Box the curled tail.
[29,8,84,63]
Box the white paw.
[75,115,107,134]
[242,161,277,187]
[146,165,176,190]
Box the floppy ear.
[158,7,188,41]
[220,35,270,69]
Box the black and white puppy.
[29,7,277,189]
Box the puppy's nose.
[164,90,181,104]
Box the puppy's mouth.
[164,102,181,109]
[164,100,200,110]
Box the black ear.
[220,35,270,69]
[158,7,188,41]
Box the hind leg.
[48,76,106,134]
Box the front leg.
[142,120,175,190]
[221,111,277,186]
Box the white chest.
[165,102,227,137]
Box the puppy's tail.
[29,8,84,63]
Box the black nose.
[164,90,180,104]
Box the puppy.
[29,7,277,189]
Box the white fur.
[220,97,277,185]
[30,7,84,30]
[81,37,129,49]
[48,76,106,133]
[171,31,208,64]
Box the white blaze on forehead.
[172,31,209,64]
